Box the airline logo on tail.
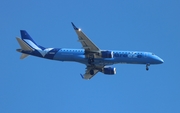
[16,30,54,58]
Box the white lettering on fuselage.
[114,52,143,58]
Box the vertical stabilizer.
[20,30,45,50]
[20,30,37,44]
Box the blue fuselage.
[21,48,164,66]
[16,28,164,79]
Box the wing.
[81,66,100,80]
[71,22,100,52]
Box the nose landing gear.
[146,64,150,71]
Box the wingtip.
[71,22,79,30]
[80,74,84,79]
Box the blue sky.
[0,0,180,113]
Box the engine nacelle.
[101,51,113,58]
[102,67,116,75]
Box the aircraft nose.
[158,58,164,64]
[155,56,164,64]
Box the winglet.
[80,74,84,79]
[71,22,79,30]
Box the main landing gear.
[88,58,94,64]
[88,55,94,64]
[146,64,150,71]
[90,69,94,75]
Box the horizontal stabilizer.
[16,37,33,59]
[20,53,29,59]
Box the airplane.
[16,22,164,80]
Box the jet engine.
[101,51,113,58]
[102,67,116,75]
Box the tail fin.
[16,30,45,59]
[20,30,37,44]
[20,30,42,50]
[16,30,38,59]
